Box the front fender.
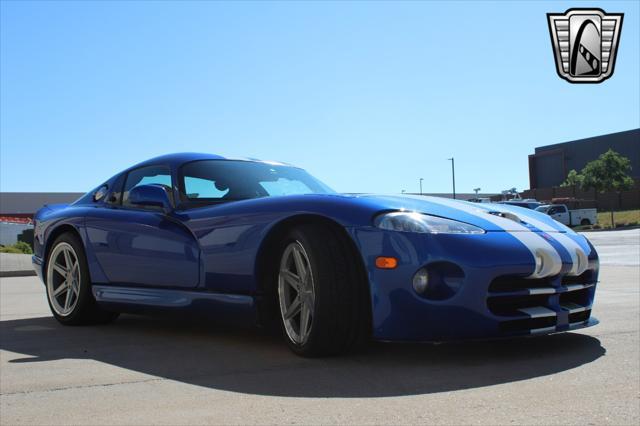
[34,206,110,285]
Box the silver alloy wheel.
[278,241,315,345]
[46,242,81,317]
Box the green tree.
[561,169,583,187]
[579,149,634,227]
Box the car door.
[557,205,570,225]
[549,206,569,225]
[84,164,200,288]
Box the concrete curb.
[579,225,640,233]
[1,253,36,278]
[0,270,36,278]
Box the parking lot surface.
[1,231,638,425]
[581,229,640,266]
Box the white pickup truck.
[535,204,597,227]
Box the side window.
[557,206,567,213]
[548,207,558,215]
[122,165,173,207]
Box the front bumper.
[348,227,599,342]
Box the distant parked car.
[468,197,492,203]
[535,204,597,227]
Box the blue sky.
[1,0,638,194]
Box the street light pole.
[419,178,424,195]
[448,158,456,199]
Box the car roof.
[127,152,292,171]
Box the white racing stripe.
[406,196,564,278]
[505,211,590,276]
[474,203,591,276]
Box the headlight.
[374,211,485,234]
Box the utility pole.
[419,178,424,195]
[448,158,456,199]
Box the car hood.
[344,194,572,233]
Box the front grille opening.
[500,316,557,333]
[489,275,554,293]
[560,288,591,306]
[488,294,550,316]
[569,309,592,323]
[562,270,595,286]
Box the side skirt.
[92,285,257,325]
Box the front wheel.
[46,233,118,325]
[276,224,370,356]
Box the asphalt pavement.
[581,229,640,266]
[0,230,638,425]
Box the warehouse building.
[0,192,83,219]
[0,192,82,246]
[528,128,640,189]
[524,129,640,210]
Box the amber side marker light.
[376,256,398,269]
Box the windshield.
[178,160,335,207]
[535,206,550,213]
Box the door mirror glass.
[128,184,172,212]
[93,185,108,202]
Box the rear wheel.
[276,224,370,356]
[46,233,118,325]
[580,218,591,226]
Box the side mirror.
[128,184,172,213]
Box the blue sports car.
[32,153,599,356]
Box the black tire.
[276,223,370,357]
[45,233,119,325]
[580,219,591,226]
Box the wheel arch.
[254,213,371,327]
[42,224,84,284]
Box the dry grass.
[597,209,640,228]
